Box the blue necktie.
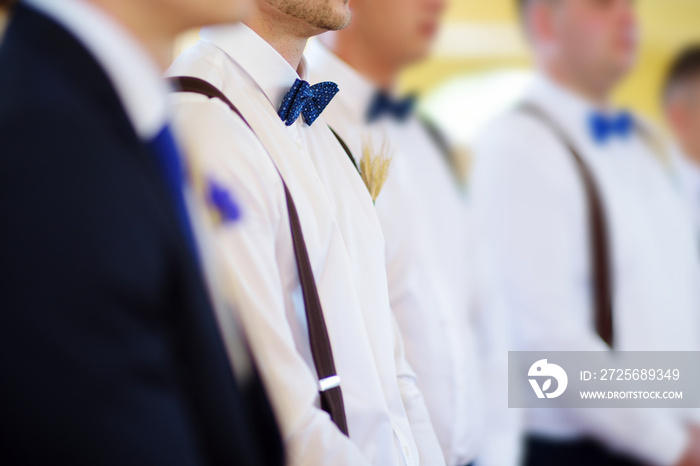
[588,111,634,144]
[278,79,339,126]
[366,90,416,123]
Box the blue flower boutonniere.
[206,178,241,225]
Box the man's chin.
[333,8,352,30]
[323,0,351,29]
[409,42,434,64]
[614,58,637,78]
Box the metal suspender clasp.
[318,375,341,392]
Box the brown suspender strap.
[169,76,350,435]
[419,117,462,186]
[420,118,451,166]
[519,103,614,348]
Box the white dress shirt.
[168,24,444,466]
[472,75,700,466]
[675,149,700,236]
[306,39,520,466]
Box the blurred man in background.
[0,0,282,464]
[471,0,700,465]
[664,45,700,236]
[306,0,521,465]
[167,0,444,463]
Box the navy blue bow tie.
[588,111,634,144]
[367,90,416,123]
[278,78,339,126]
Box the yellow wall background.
[401,0,700,123]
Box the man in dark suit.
[0,1,283,465]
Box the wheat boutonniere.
[359,134,394,203]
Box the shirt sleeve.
[390,313,447,466]
[471,114,689,466]
[172,94,372,465]
[473,284,525,466]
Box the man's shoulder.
[0,77,130,168]
[0,15,132,154]
[633,113,670,148]
[471,104,585,197]
[168,41,269,131]
[474,105,567,159]
[0,46,147,219]
[168,40,233,91]
[168,71,286,223]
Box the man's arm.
[0,103,211,464]
[172,95,372,465]
[389,313,446,466]
[473,289,524,466]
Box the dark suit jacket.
[0,4,283,465]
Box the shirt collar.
[200,23,307,111]
[526,73,617,146]
[305,37,380,125]
[24,0,169,141]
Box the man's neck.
[322,33,399,90]
[681,143,700,169]
[244,5,313,73]
[91,0,178,70]
[545,63,614,110]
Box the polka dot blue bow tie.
[366,89,417,123]
[278,78,339,126]
[588,111,634,144]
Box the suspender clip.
[319,375,341,392]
